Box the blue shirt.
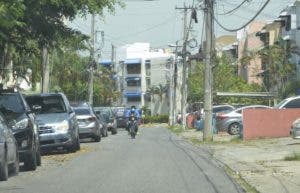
[125,109,141,119]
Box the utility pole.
[88,13,96,105]
[203,0,214,141]
[176,4,193,129]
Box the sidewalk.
[179,129,300,193]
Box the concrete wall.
[243,109,300,140]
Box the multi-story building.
[237,21,267,85]
[277,0,300,79]
[114,43,174,115]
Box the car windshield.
[26,95,67,114]
[0,94,25,116]
[274,98,289,108]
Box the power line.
[113,16,176,40]
[214,0,270,32]
[218,0,251,15]
[219,0,275,19]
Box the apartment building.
[237,21,267,85]
[115,43,173,115]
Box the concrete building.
[277,0,300,79]
[111,43,174,115]
[237,21,267,85]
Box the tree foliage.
[0,0,122,83]
[258,37,298,95]
[188,55,265,105]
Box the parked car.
[0,112,19,181]
[95,112,108,137]
[291,118,300,139]
[0,89,41,170]
[195,105,235,131]
[274,95,300,109]
[73,106,101,142]
[216,105,272,135]
[25,93,80,153]
[113,106,126,128]
[94,107,117,134]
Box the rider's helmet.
[130,105,136,113]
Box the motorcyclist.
[125,105,141,133]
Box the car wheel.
[94,132,101,142]
[11,150,19,175]
[68,136,79,153]
[105,129,108,137]
[111,128,117,135]
[0,151,8,181]
[228,123,240,135]
[75,136,80,151]
[36,147,41,166]
[24,145,37,171]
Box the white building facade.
[115,43,174,115]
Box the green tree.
[188,55,264,105]
[0,0,123,87]
[258,37,298,97]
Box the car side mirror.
[69,107,74,114]
[32,105,42,113]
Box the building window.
[127,96,141,102]
[127,79,141,87]
[146,78,151,88]
[127,64,141,74]
[145,60,151,76]
[285,15,291,31]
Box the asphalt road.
[0,126,243,193]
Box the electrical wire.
[218,0,251,15]
[113,16,176,40]
[214,0,270,32]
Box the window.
[127,64,141,74]
[284,98,300,108]
[145,60,151,76]
[127,79,141,87]
[146,78,151,88]
[127,96,141,102]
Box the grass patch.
[224,165,260,193]
[168,125,185,134]
[284,152,300,161]
[189,137,203,145]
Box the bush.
[143,114,169,124]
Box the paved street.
[0,126,243,193]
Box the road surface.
[0,126,243,193]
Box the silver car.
[216,105,272,135]
[25,93,80,153]
[0,113,19,181]
[74,106,101,142]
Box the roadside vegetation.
[0,0,123,106]
[284,152,300,161]
[224,165,260,193]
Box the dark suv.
[25,93,80,153]
[0,89,41,170]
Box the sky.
[69,0,296,59]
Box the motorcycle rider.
[125,105,141,133]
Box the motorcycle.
[129,113,137,139]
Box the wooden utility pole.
[203,0,214,141]
[88,13,96,105]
